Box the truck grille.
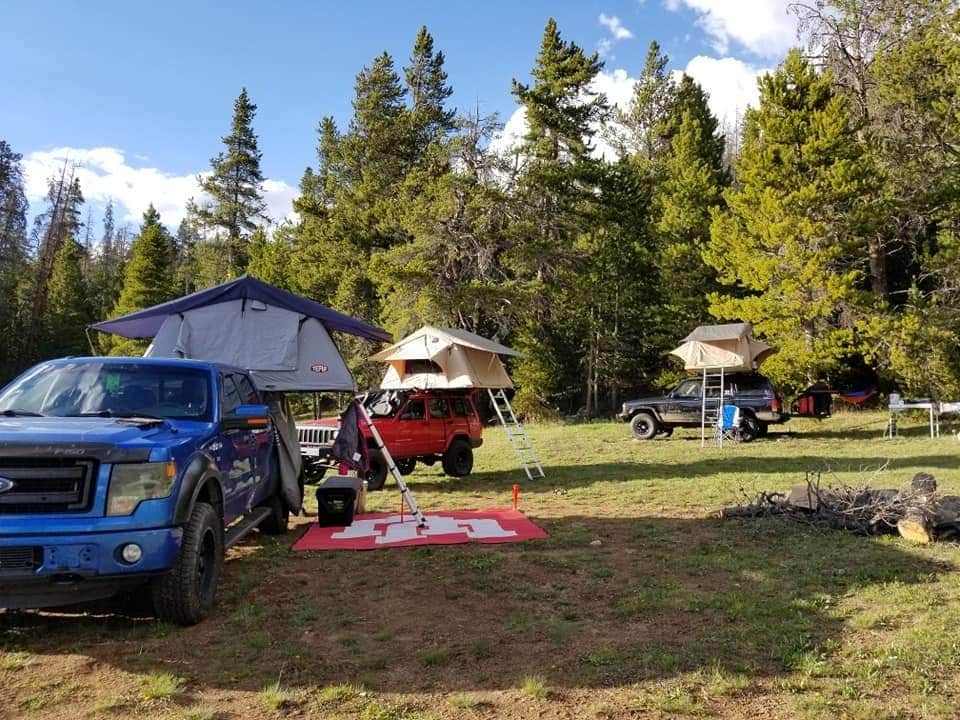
[0,459,97,514]
[297,425,338,447]
[0,546,42,573]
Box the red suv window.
[429,398,449,418]
[399,399,426,420]
[451,397,473,417]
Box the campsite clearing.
[2,412,959,719]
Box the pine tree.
[247,224,294,288]
[705,51,882,393]
[615,41,676,161]
[508,18,608,415]
[654,75,727,331]
[113,205,176,318]
[0,141,29,379]
[44,237,91,358]
[405,26,456,160]
[198,88,267,278]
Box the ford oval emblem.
[310,363,329,374]
[0,477,14,494]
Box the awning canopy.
[370,326,519,389]
[91,274,390,342]
[670,322,776,372]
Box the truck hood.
[0,417,210,462]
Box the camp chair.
[715,405,741,444]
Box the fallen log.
[722,472,960,543]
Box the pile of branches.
[722,472,960,543]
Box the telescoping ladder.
[355,400,426,526]
[701,368,725,448]
[488,388,546,481]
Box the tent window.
[400,399,426,421]
[429,398,449,419]
[405,360,443,375]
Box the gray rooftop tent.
[91,275,391,511]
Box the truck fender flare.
[174,453,225,525]
[629,407,662,423]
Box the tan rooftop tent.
[670,322,776,373]
[369,326,545,480]
[370,325,520,390]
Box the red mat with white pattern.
[292,508,548,551]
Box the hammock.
[835,387,877,406]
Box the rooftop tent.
[369,326,519,389]
[670,322,776,373]
[91,275,391,393]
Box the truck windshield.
[0,362,213,421]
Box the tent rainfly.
[91,275,391,393]
[670,322,776,373]
[370,326,519,390]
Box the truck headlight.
[107,462,177,516]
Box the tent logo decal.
[310,363,329,374]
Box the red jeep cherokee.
[297,389,484,490]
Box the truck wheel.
[151,502,223,626]
[442,439,473,477]
[258,491,289,535]
[630,412,658,440]
[740,415,760,443]
[365,449,388,491]
[395,457,416,475]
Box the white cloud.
[599,13,634,41]
[22,146,296,230]
[683,55,769,126]
[597,13,634,58]
[664,0,797,57]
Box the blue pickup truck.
[0,356,296,624]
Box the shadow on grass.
[404,452,960,495]
[0,515,951,697]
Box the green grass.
[2,412,959,719]
[140,672,186,702]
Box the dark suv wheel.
[365,449,388,491]
[442,439,473,477]
[740,414,760,443]
[630,412,659,440]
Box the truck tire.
[365,449,388,491]
[740,414,760,443]
[395,457,416,475]
[151,502,223,626]
[442,439,473,477]
[630,412,659,440]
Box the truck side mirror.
[222,404,270,430]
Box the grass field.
[2,411,959,719]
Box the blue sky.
[1,0,798,230]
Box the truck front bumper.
[0,526,183,609]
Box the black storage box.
[315,476,365,527]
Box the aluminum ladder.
[701,368,725,448]
[487,388,546,480]
[355,400,426,526]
